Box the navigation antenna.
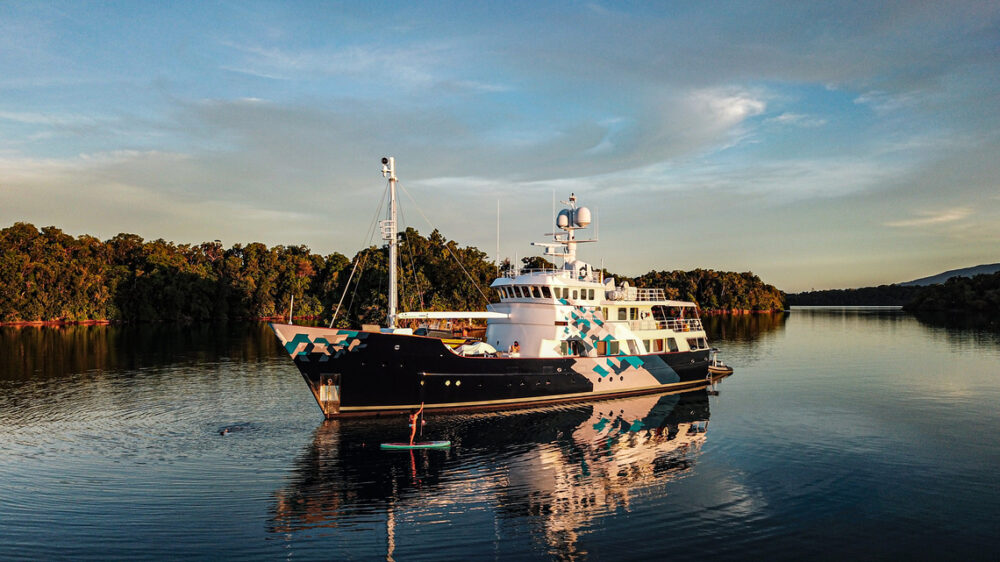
[531,193,597,265]
[381,157,398,328]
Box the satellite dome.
[557,209,571,229]
[574,206,591,227]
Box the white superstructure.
[482,194,709,359]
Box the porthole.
[420,380,425,386]
[455,380,461,387]
[445,380,451,386]
[394,344,400,351]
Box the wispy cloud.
[0,110,99,127]
[854,90,922,114]
[218,39,507,94]
[764,112,827,127]
[884,207,973,227]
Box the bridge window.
[617,308,627,320]
[530,286,540,298]
[629,308,638,320]
[588,289,595,300]
[666,338,679,352]
[572,289,578,299]
[541,286,552,298]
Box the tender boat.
[707,348,734,376]
[271,157,730,418]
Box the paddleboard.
[380,441,451,450]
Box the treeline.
[629,269,785,312]
[1,222,784,325]
[903,272,1000,314]
[0,223,492,326]
[786,284,924,306]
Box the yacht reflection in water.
[272,387,716,555]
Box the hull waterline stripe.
[337,379,706,412]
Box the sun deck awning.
[397,311,510,320]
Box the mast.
[381,157,398,328]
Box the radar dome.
[574,206,592,227]
[556,209,571,229]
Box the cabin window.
[588,289,595,300]
[597,340,621,355]
[652,339,664,352]
[496,289,504,300]
[687,338,700,350]
[517,286,527,298]
[609,340,620,355]
[666,338,679,352]
[626,340,639,355]
[642,339,650,352]
[541,286,552,298]
[699,337,707,348]
[572,289,578,299]
[530,286,540,298]
[629,308,638,320]
[617,308,627,320]
[596,340,607,355]
[561,340,586,356]
[602,307,608,319]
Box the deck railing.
[635,288,666,301]
[613,318,704,332]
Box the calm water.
[1,310,999,560]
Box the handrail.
[617,318,704,332]
[634,288,666,301]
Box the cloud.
[884,207,973,228]
[218,39,507,95]
[853,90,922,114]
[764,112,827,127]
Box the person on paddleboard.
[408,403,425,446]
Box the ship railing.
[634,288,666,301]
[661,318,704,332]
[622,318,704,332]
[507,268,571,279]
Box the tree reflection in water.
[271,388,715,557]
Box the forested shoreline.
[786,285,924,306]
[902,272,1000,314]
[787,274,1000,313]
[1,222,785,326]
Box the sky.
[1,1,998,292]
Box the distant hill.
[901,263,1000,286]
